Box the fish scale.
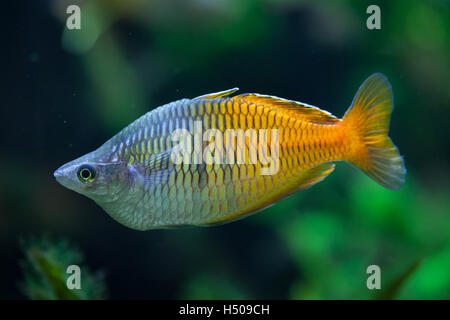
[125,98,332,227]
[54,74,405,230]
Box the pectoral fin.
[131,150,175,185]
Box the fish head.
[54,150,127,204]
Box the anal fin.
[201,162,336,226]
[294,162,336,192]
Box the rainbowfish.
[54,73,406,230]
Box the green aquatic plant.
[19,237,107,300]
[249,166,450,299]
[180,272,249,300]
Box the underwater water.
[1,0,449,300]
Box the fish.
[54,73,406,230]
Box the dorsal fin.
[234,93,340,124]
[194,88,239,100]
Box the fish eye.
[77,165,96,183]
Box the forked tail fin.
[343,73,406,190]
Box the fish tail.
[342,73,406,190]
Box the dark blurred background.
[1,0,449,299]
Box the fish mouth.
[53,164,75,189]
[53,168,62,179]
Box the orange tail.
[343,73,406,190]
